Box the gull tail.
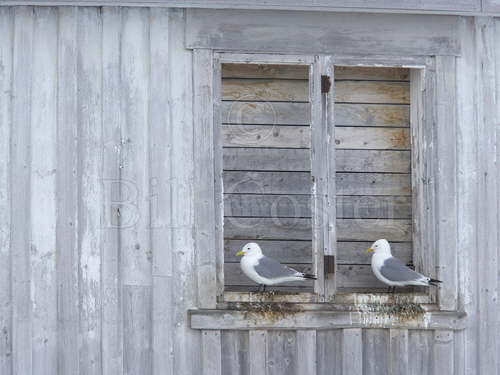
[429,278,442,287]
[302,273,317,280]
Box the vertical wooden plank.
[120,7,152,375]
[389,329,408,375]
[296,330,317,375]
[221,330,249,375]
[267,331,296,375]
[202,330,222,375]
[456,17,478,375]
[435,55,458,311]
[149,7,174,375]
[101,6,123,375]
[193,48,217,308]
[0,7,13,375]
[408,331,432,375]
[56,6,80,375]
[213,53,224,298]
[123,286,153,374]
[363,329,389,375]
[169,9,201,375]
[474,17,499,375]
[317,330,342,375]
[11,6,33,375]
[77,7,103,375]
[31,7,58,374]
[249,330,267,375]
[342,328,362,375]
[433,330,454,375]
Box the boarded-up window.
[335,66,412,292]
[221,63,413,294]
[222,64,314,292]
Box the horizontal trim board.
[190,309,467,330]
[186,9,461,56]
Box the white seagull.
[367,239,442,293]
[236,242,316,292]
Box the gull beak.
[236,250,245,256]
[366,248,374,253]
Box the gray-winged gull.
[236,242,316,291]
[367,239,442,292]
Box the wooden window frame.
[194,50,458,312]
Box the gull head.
[367,239,391,255]
[236,242,263,257]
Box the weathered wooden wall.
[0,6,499,375]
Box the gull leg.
[263,285,267,292]
[387,286,392,293]
[256,284,263,293]
[392,286,396,294]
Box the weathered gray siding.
[0,6,498,375]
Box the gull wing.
[380,257,423,282]
[254,256,300,279]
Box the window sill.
[189,308,466,331]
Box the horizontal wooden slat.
[337,219,412,241]
[336,127,410,150]
[224,125,410,149]
[224,171,410,195]
[336,196,412,218]
[224,240,411,264]
[224,194,311,217]
[224,218,411,241]
[335,104,409,127]
[225,239,312,263]
[225,285,313,293]
[336,150,411,173]
[222,63,308,79]
[222,79,410,103]
[222,78,308,101]
[223,171,311,194]
[222,101,310,125]
[335,66,410,81]
[224,217,312,240]
[223,148,410,173]
[336,241,412,264]
[337,173,411,196]
[223,125,310,148]
[224,262,314,287]
[221,64,410,81]
[223,148,310,171]
[224,194,411,218]
[336,81,410,104]
[222,102,408,127]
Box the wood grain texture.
[202,330,222,375]
[222,78,308,102]
[267,331,297,375]
[363,329,389,375]
[335,127,411,150]
[186,9,460,56]
[389,329,409,375]
[30,8,58,373]
[433,330,454,374]
[194,48,217,308]
[317,330,342,375]
[343,328,363,375]
[249,330,267,375]
[335,104,409,127]
[408,330,432,375]
[296,330,317,374]
[0,7,12,375]
[335,81,410,104]
[221,331,249,375]
[223,125,310,148]
[149,8,174,375]
[11,7,33,375]
[222,101,310,125]
[101,7,123,375]
[77,8,103,374]
[56,7,80,375]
